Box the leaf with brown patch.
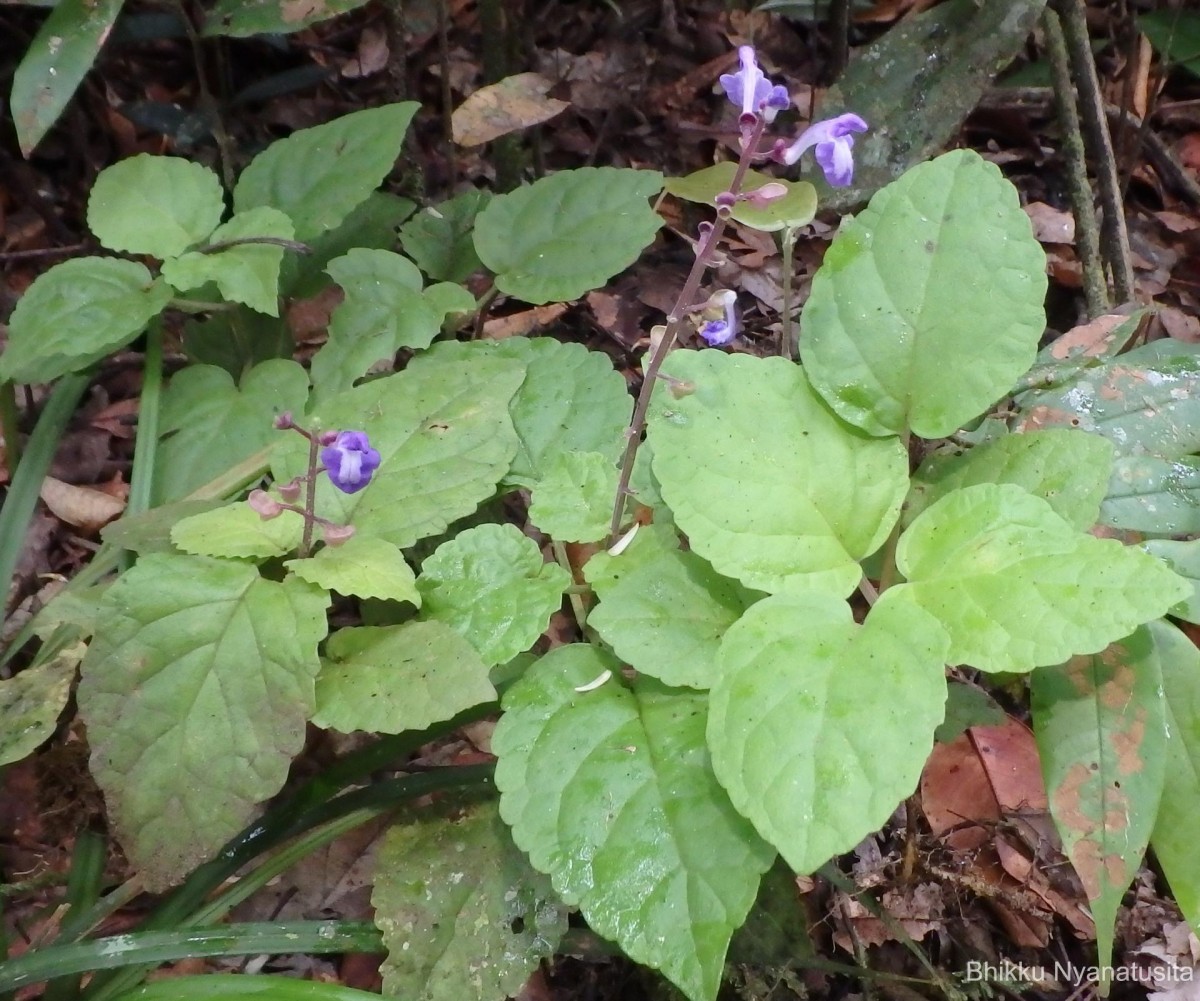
[1031,627,1167,990]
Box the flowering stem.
[608,116,768,545]
[300,433,320,558]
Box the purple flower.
[775,113,868,187]
[719,46,790,125]
[321,431,381,494]
[698,290,739,346]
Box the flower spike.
[719,46,790,125]
[775,113,868,187]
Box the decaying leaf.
[453,73,569,146]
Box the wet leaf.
[374,799,567,1001]
[907,429,1114,531]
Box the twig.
[0,243,87,262]
[1042,8,1108,318]
[1051,0,1135,303]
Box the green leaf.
[1015,339,1200,459]
[311,249,442,398]
[881,483,1190,672]
[494,645,775,1001]
[1149,620,1200,937]
[1139,11,1200,77]
[233,104,419,242]
[204,0,373,36]
[283,191,416,299]
[586,523,758,690]
[78,555,328,889]
[1032,628,1167,987]
[102,500,226,555]
[408,338,632,489]
[423,282,476,319]
[285,535,419,604]
[648,351,908,597]
[373,799,568,1001]
[416,524,569,667]
[0,644,82,766]
[474,167,663,304]
[171,501,304,559]
[399,189,492,282]
[709,593,948,875]
[935,681,1004,744]
[272,358,524,549]
[88,154,225,259]
[528,450,616,543]
[156,360,310,503]
[161,207,295,316]
[10,0,126,156]
[665,163,816,232]
[1142,539,1200,624]
[801,149,1046,438]
[1100,455,1200,535]
[182,307,293,377]
[313,621,494,734]
[906,429,1115,530]
[0,259,172,384]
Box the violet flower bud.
[774,113,869,187]
[248,489,283,519]
[697,290,739,346]
[320,431,381,494]
[322,523,357,546]
[719,46,790,125]
[278,477,303,502]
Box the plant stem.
[780,225,797,359]
[120,322,165,572]
[0,372,90,618]
[0,381,20,475]
[608,116,768,544]
[299,432,320,558]
[552,539,589,634]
